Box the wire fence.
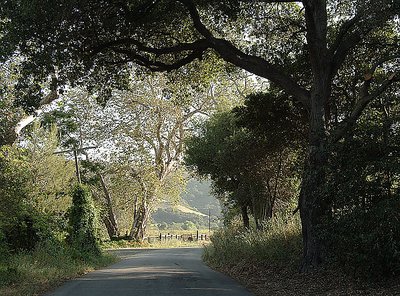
[146,231,209,243]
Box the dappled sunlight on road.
[46,248,253,296]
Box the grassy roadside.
[0,233,206,296]
[102,237,209,249]
[0,241,117,296]
[102,228,212,249]
[203,215,400,295]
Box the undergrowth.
[203,213,302,267]
[0,239,116,296]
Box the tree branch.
[331,73,398,143]
[329,4,394,81]
[330,15,361,56]
[330,29,372,80]
[110,45,208,71]
[177,0,311,109]
[91,38,209,57]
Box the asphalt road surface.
[45,248,253,296]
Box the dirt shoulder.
[210,260,400,296]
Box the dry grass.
[0,241,117,296]
[203,214,400,295]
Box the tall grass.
[203,213,302,267]
[0,240,116,296]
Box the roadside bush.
[2,212,55,252]
[0,142,73,253]
[0,230,10,264]
[203,213,302,266]
[321,197,400,279]
[67,184,100,256]
[320,119,400,279]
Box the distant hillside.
[181,179,221,213]
[174,204,207,217]
[152,179,221,230]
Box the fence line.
[146,230,209,243]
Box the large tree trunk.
[128,169,152,241]
[98,174,119,239]
[129,198,151,241]
[299,89,329,272]
[103,217,119,240]
[129,194,153,241]
[299,151,327,271]
[299,1,331,271]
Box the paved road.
[45,248,253,296]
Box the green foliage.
[203,212,302,266]
[320,97,400,279]
[234,91,307,148]
[0,123,74,252]
[0,145,29,223]
[2,213,55,253]
[0,146,44,252]
[0,60,24,146]
[24,123,75,214]
[0,230,10,265]
[67,184,100,256]
[322,199,400,279]
[185,92,303,226]
[182,220,197,230]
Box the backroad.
[45,248,253,296]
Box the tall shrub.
[320,100,400,278]
[68,184,100,255]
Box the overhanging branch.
[178,0,311,109]
[330,72,398,143]
[92,38,209,57]
[110,45,208,71]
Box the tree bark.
[298,0,331,271]
[299,89,329,271]
[241,205,250,228]
[103,217,118,240]
[98,174,119,239]
[129,200,151,241]
[129,169,152,241]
